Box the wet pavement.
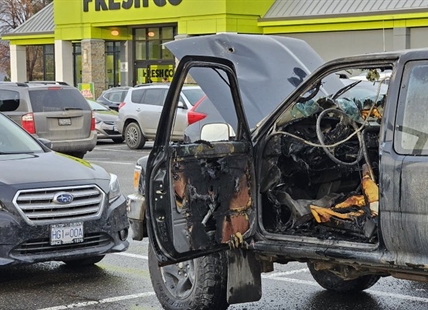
[2,141,428,310]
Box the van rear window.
[29,88,90,112]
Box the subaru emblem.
[53,192,74,204]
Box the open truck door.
[145,56,257,266]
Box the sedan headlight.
[109,173,121,202]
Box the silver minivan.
[0,82,97,158]
[116,84,204,149]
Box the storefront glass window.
[43,45,55,81]
[44,44,54,54]
[135,41,147,60]
[105,41,121,88]
[133,25,177,84]
[44,53,55,81]
[25,45,55,81]
[147,28,160,40]
[162,39,174,59]
[148,41,161,60]
[73,43,82,86]
[133,25,177,61]
[135,29,146,40]
[163,27,174,40]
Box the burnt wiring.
[270,75,388,173]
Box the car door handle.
[136,108,141,112]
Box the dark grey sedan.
[0,112,129,267]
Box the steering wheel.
[316,107,364,166]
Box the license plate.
[50,222,84,245]
[58,118,72,126]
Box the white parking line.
[268,276,428,304]
[92,147,145,153]
[262,268,309,278]
[38,292,156,310]
[114,252,148,260]
[89,160,135,165]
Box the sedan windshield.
[87,99,109,111]
[0,113,44,154]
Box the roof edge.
[4,2,54,37]
[260,7,428,22]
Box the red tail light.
[21,113,36,134]
[187,96,207,125]
[118,101,126,110]
[91,111,96,131]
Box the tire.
[307,262,380,292]
[125,122,146,149]
[63,255,105,267]
[112,138,124,143]
[148,245,229,310]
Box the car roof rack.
[134,83,156,88]
[0,81,29,87]
[25,81,69,86]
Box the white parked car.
[115,84,204,149]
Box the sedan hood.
[94,110,118,122]
[0,152,109,187]
[165,33,326,128]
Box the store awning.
[261,0,428,21]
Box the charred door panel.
[169,141,253,253]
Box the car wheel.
[307,262,380,292]
[125,122,146,149]
[148,244,228,310]
[112,138,124,143]
[63,255,105,267]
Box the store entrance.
[135,62,175,85]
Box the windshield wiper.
[332,80,362,100]
[64,107,83,111]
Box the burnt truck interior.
[166,62,392,255]
[259,66,390,245]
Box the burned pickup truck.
[128,33,428,310]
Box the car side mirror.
[200,123,232,141]
[38,138,52,149]
[178,101,187,109]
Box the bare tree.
[0,0,53,79]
